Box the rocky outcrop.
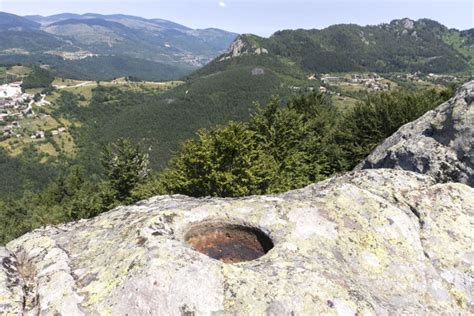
[220,34,269,61]
[0,249,24,314]
[228,36,248,57]
[357,81,474,186]
[1,169,472,315]
[401,18,415,30]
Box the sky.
[0,0,473,36]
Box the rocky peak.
[387,18,419,36]
[220,34,268,61]
[401,18,415,30]
[227,35,249,57]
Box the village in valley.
[0,81,68,142]
[315,71,460,93]
[0,64,184,160]
[304,70,465,109]
[0,63,78,161]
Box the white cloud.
[218,1,227,8]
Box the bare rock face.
[220,34,268,61]
[401,18,415,30]
[357,81,474,186]
[0,169,472,315]
[228,36,248,57]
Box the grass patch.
[0,137,35,157]
[338,83,366,93]
[52,78,91,87]
[52,132,76,156]
[22,115,61,132]
[7,65,32,77]
[37,142,58,157]
[25,88,43,95]
[332,95,360,111]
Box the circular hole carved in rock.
[184,220,274,263]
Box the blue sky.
[0,0,472,36]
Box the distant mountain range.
[0,12,238,80]
[1,13,472,81]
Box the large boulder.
[0,169,472,315]
[356,80,474,186]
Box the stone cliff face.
[357,80,474,186]
[1,169,473,315]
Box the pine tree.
[101,138,151,202]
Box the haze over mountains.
[0,12,238,80]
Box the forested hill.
[196,18,473,77]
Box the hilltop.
[0,10,472,314]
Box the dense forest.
[0,54,194,82]
[21,65,54,90]
[0,86,453,244]
[52,65,296,177]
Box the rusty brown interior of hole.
[184,221,273,263]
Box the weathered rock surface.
[0,169,472,315]
[356,80,474,186]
